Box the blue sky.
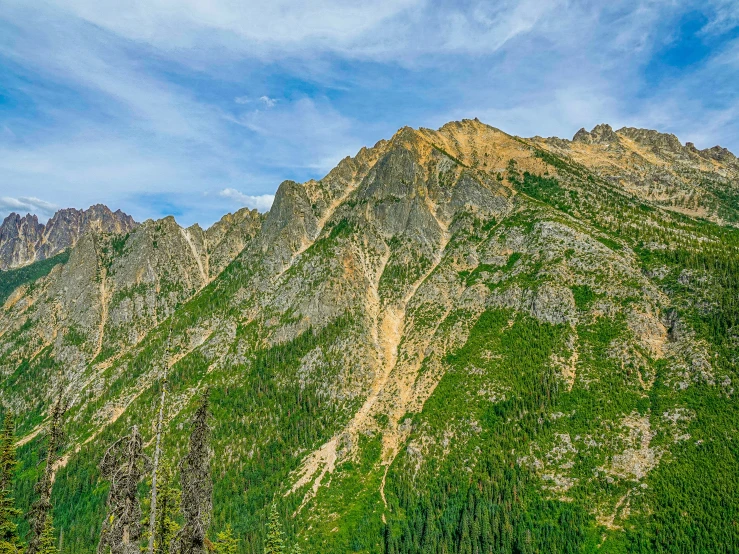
[1,1,738,227]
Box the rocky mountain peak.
[573,123,620,144]
[0,212,42,234]
[0,204,137,270]
[616,126,683,152]
[699,144,738,164]
[0,213,45,270]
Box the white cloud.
[36,0,421,57]
[14,0,601,64]
[0,196,58,220]
[219,189,275,212]
[437,0,564,54]
[234,96,277,108]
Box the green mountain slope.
[0,251,69,305]
[1,120,738,553]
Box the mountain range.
[1,119,738,553]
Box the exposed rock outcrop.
[573,123,620,144]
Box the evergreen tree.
[148,461,179,554]
[0,492,22,554]
[27,386,66,554]
[0,414,16,493]
[213,526,237,554]
[170,391,212,554]
[263,505,284,554]
[97,426,150,554]
[36,516,58,554]
[0,411,21,554]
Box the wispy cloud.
[234,96,277,108]
[0,196,58,220]
[700,1,739,35]
[38,0,421,58]
[28,0,582,63]
[228,96,363,172]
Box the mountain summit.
[0,204,136,270]
[1,119,738,552]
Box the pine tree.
[170,390,212,554]
[36,515,58,554]
[0,491,22,554]
[263,505,284,554]
[213,526,237,554]
[149,461,179,554]
[27,385,66,554]
[0,414,16,493]
[97,426,150,554]
[0,411,21,554]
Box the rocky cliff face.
[0,206,263,420]
[0,204,137,270]
[1,119,738,552]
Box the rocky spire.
[0,205,136,270]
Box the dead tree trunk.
[148,329,174,554]
[26,383,66,554]
[97,426,150,554]
[170,390,212,554]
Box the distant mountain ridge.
[2,122,737,273]
[572,123,739,165]
[0,204,136,270]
